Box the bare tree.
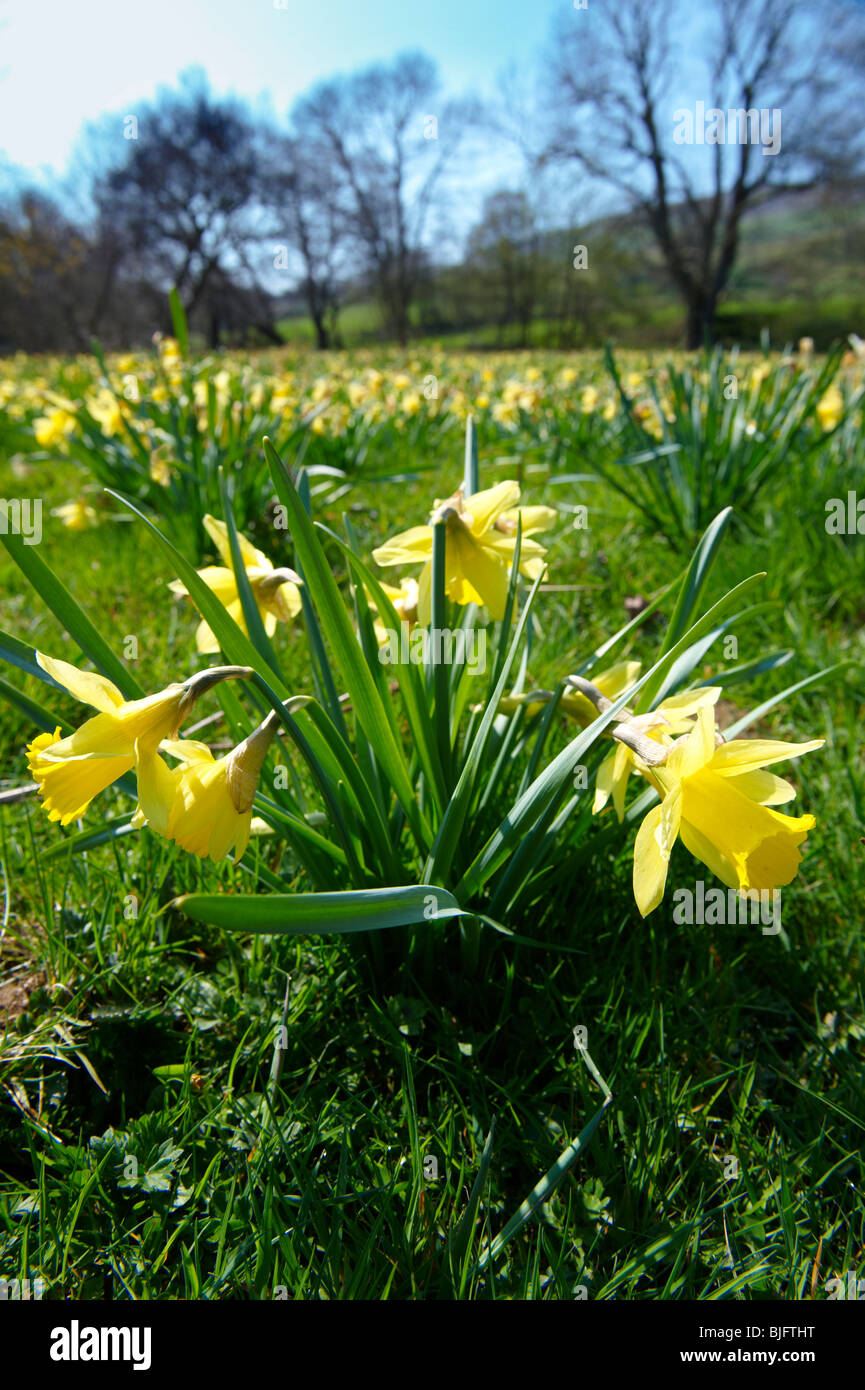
[292,52,472,345]
[261,134,345,349]
[0,190,91,351]
[464,191,542,345]
[93,73,270,346]
[540,0,865,346]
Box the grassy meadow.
[0,336,863,1300]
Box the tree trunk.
[252,319,284,346]
[393,304,409,347]
[313,312,329,350]
[685,290,716,350]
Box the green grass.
[0,350,863,1300]
[276,299,691,352]
[276,301,393,347]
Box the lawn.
[0,338,862,1300]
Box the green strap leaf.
[463,415,479,497]
[41,816,138,860]
[217,468,284,684]
[176,884,466,935]
[429,518,453,789]
[320,530,446,815]
[425,553,544,887]
[660,506,733,657]
[265,436,431,853]
[636,571,766,713]
[455,670,645,902]
[168,286,189,358]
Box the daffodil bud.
[256,567,303,598]
[611,723,670,767]
[223,698,308,813]
[225,718,279,814]
[565,674,613,712]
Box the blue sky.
[1,0,819,243]
[0,0,563,179]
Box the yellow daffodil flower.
[26,653,251,826]
[371,481,553,625]
[51,498,99,530]
[817,384,843,432]
[85,389,125,437]
[33,407,77,448]
[149,445,174,487]
[632,704,824,917]
[157,336,182,368]
[593,686,722,821]
[133,713,281,863]
[169,515,302,654]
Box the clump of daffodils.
[22,461,826,923]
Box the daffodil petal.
[372,526,432,567]
[195,566,240,604]
[416,562,432,627]
[505,504,557,535]
[203,515,269,572]
[592,752,616,814]
[36,652,125,714]
[656,686,722,717]
[722,769,797,806]
[232,812,253,863]
[463,481,521,536]
[611,741,633,823]
[195,618,219,654]
[135,744,178,837]
[667,703,716,780]
[710,737,824,775]
[633,785,681,916]
[594,660,643,700]
[159,739,215,766]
